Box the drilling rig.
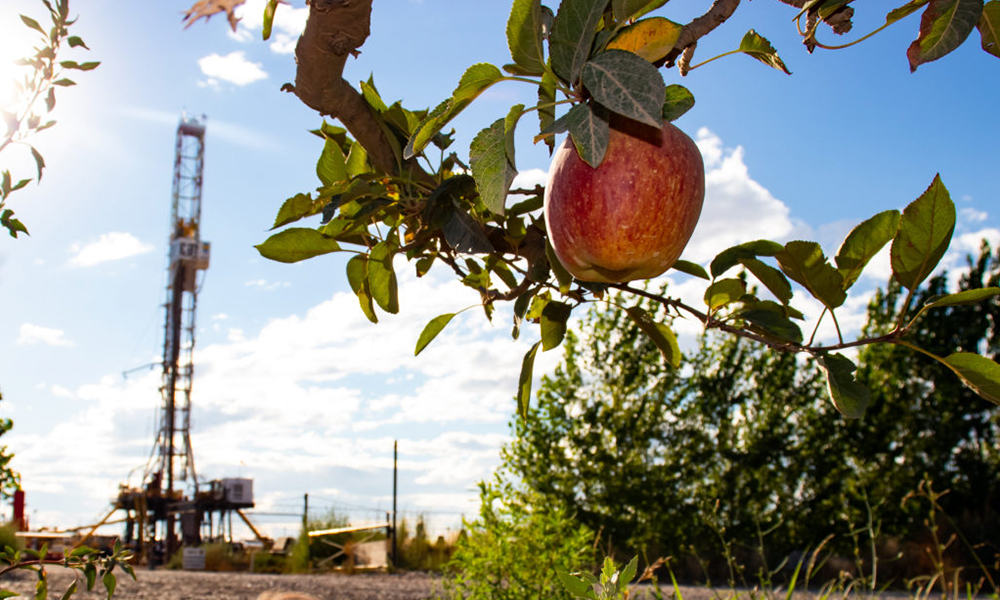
[89,115,266,565]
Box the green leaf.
[507,0,547,75]
[672,259,709,279]
[345,141,370,177]
[35,576,47,600]
[557,569,598,599]
[620,556,640,589]
[740,309,804,343]
[368,241,399,314]
[470,119,517,215]
[67,36,89,49]
[776,241,847,309]
[924,287,1000,308]
[262,0,279,40]
[890,174,955,291]
[517,341,542,420]
[835,209,901,289]
[566,103,611,169]
[625,306,681,367]
[546,240,574,293]
[612,0,669,21]
[550,0,607,83]
[887,0,931,24]
[255,228,341,263]
[271,193,320,229]
[581,49,666,128]
[30,146,45,181]
[710,239,784,278]
[740,257,793,304]
[2,210,28,238]
[662,84,695,122]
[705,278,748,311]
[943,352,1000,406]
[512,290,533,340]
[61,61,99,71]
[68,546,96,558]
[52,78,75,87]
[360,78,390,113]
[738,30,792,74]
[907,0,984,70]
[444,211,494,254]
[415,313,457,356]
[102,570,116,600]
[541,301,573,351]
[20,15,45,34]
[346,255,378,323]
[538,71,558,154]
[979,0,1000,57]
[316,138,347,187]
[606,17,682,63]
[58,580,76,600]
[84,564,97,591]
[405,63,504,158]
[818,353,871,418]
[504,104,525,167]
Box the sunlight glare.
[0,16,36,114]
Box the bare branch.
[663,0,741,68]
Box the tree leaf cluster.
[1,0,99,239]
[257,0,1000,421]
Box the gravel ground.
[2,568,910,600]
[0,569,440,600]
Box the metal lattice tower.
[148,114,210,510]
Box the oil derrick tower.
[99,115,265,567]
[116,114,211,564]
[151,113,210,555]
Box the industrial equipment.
[100,114,268,565]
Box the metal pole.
[392,440,397,569]
[303,493,309,529]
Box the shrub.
[0,524,22,553]
[438,474,595,600]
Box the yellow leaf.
[607,17,682,63]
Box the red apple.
[544,117,705,283]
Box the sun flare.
[0,13,39,114]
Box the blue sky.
[0,0,998,540]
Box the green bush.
[397,516,456,572]
[0,524,22,553]
[438,474,595,600]
[252,551,287,574]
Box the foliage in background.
[0,390,20,501]
[1,0,98,238]
[500,245,999,588]
[0,523,23,556]
[396,516,456,572]
[439,474,595,600]
[296,506,350,569]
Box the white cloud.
[68,232,154,267]
[231,0,308,55]
[245,278,290,290]
[198,51,268,87]
[17,323,74,347]
[960,207,989,225]
[684,128,801,264]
